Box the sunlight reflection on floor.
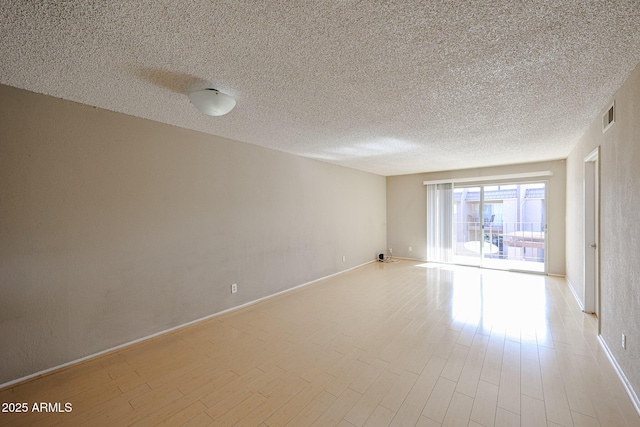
[416,263,547,343]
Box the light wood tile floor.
[1,261,639,426]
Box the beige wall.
[0,84,387,385]
[387,160,567,275]
[566,63,640,398]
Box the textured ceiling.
[2,1,640,176]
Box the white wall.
[386,160,566,275]
[0,84,387,385]
[566,62,640,399]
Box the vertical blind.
[426,183,453,263]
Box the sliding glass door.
[449,182,547,273]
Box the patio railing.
[453,221,545,262]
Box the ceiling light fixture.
[188,88,236,116]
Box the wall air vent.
[602,101,615,133]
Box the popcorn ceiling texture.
[1,0,639,176]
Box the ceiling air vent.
[602,101,615,133]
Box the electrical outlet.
[231,283,237,294]
[342,255,346,262]
[409,246,412,252]
[389,248,392,254]
[622,333,626,349]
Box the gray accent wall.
[386,160,567,275]
[0,84,387,385]
[566,63,640,398]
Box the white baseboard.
[598,335,640,416]
[0,260,374,390]
[565,276,585,311]
[547,276,639,416]
[391,256,426,262]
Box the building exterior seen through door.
[453,182,547,273]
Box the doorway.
[584,148,600,322]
